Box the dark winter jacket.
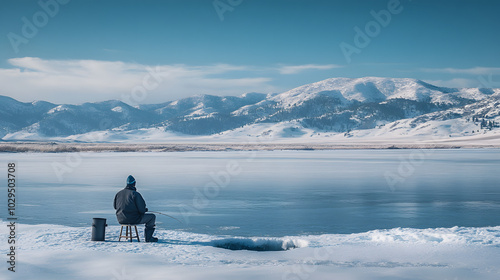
[114,184,148,224]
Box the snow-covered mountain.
[1,77,499,141]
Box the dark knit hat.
[127,175,136,185]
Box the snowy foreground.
[2,221,500,280]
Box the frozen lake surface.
[4,149,500,236]
[1,149,500,279]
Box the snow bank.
[315,226,500,246]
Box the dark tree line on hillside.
[471,117,498,130]
[480,119,497,130]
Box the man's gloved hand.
[145,208,148,212]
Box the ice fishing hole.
[211,238,308,251]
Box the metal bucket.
[91,218,107,241]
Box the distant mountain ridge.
[1,77,499,141]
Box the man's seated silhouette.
[114,175,158,242]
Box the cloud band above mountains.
[0,57,339,105]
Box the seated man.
[114,175,158,242]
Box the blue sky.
[1,0,500,104]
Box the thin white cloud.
[0,57,277,105]
[421,67,500,75]
[278,64,341,75]
[423,78,480,88]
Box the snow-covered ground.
[3,119,500,148]
[2,221,500,279]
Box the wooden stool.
[119,224,140,242]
